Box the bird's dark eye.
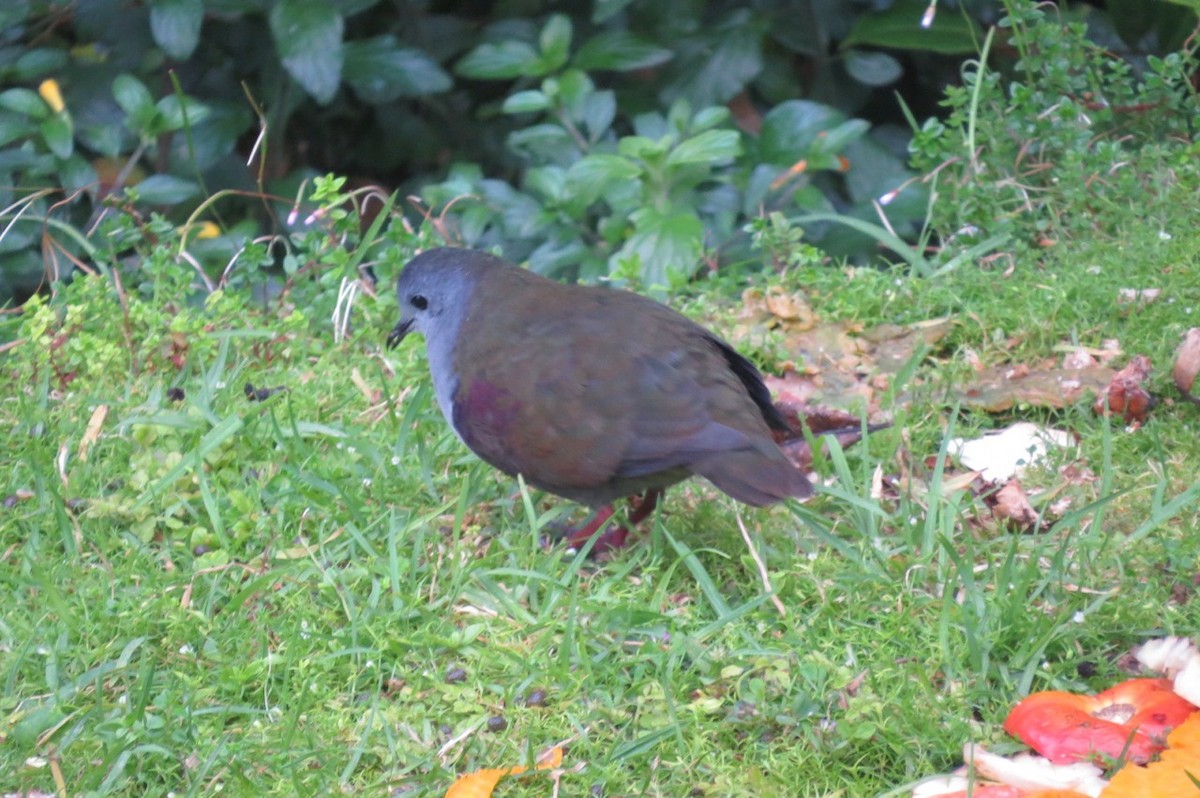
[410,294,428,310]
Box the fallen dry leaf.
[1093,355,1153,425]
[989,479,1038,529]
[1116,287,1161,306]
[957,365,1114,413]
[1172,328,1200,404]
[78,404,109,462]
[444,746,563,798]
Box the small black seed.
[444,667,467,684]
[439,724,453,736]
[523,688,547,707]
[1077,661,1098,678]
[485,715,507,733]
[193,545,210,556]
[167,387,185,402]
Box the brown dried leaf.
[989,479,1038,529]
[957,365,1115,413]
[1094,355,1154,425]
[860,317,953,374]
[1173,328,1200,403]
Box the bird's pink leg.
[562,489,662,555]
[626,488,662,526]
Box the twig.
[734,508,786,618]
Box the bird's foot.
[545,489,662,558]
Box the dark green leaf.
[592,0,637,23]
[579,90,615,141]
[156,95,211,132]
[538,14,572,71]
[565,154,642,205]
[524,165,567,203]
[0,111,36,147]
[507,124,578,163]
[132,174,201,204]
[618,135,667,161]
[575,31,673,71]
[612,208,703,287]
[455,40,541,79]
[666,129,741,167]
[57,154,98,193]
[150,0,204,60]
[344,36,452,103]
[0,1,31,28]
[502,90,550,114]
[816,119,870,155]
[662,10,764,107]
[112,75,156,119]
[843,0,980,54]
[39,114,73,159]
[269,0,345,104]
[14,48,69,80]
[0,88,48,119]
[759,100,847,164]
[844,49,902,86]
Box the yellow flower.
[38,79,65,114]
[195,222,221,239]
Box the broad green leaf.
[456,40,541,79]
[843,0,980,54]
[39,114,73,159]
[56,153,98,193]
[579,90,615,141]
[844,49,903,86]
[759,100,847,164]
[666,129,741,167]
[0,88,48,118]
[0,111,35,147]
[502,90,550,114]
[14,48,69,80]
[112,75,156,118]
[592,0,637,23]
[269,0,345,104]
[617,135,667,161]
[524,165,567,203]
[150,0,204,60]
[133,174,201,204]
[344,36,451,102]
[575,31,673,71]
[612,208,703,288]
[815,119,870,155]
[565,154,642,204]
[662,10,764,107]
[507,124,578,163]
[539,14,573,71]
[155,95,210,132]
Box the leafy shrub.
[908,1,1200,258]
[0,0,1195,306]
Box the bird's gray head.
[387,248,481,350]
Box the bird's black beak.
[386,318,414,349]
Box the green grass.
[3,209,1200,797]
